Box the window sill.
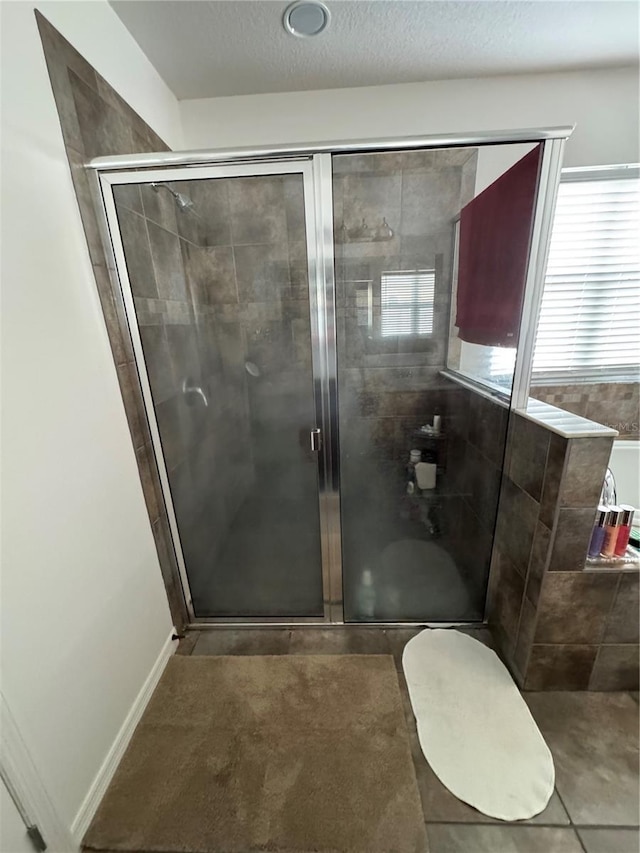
[531,371,640,387]
[439,369,510,408]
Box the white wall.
[181,66,639,168]
[475,143,536,195]
[1,781,36,853]
[0,1,181,842]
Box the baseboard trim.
[71,628,177,843]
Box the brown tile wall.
[334,148,477,379]
[333,150,490,617]
[37,13,187,627]
[531,381,639,440]
[112,181,260,614]
[487,409,639,690]
[107,172,317,617]
[440,384,509,613]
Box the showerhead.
[150,182,194,213]
[174,191,195,212]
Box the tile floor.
[179,627,640,853]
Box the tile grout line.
[553,785,574,829]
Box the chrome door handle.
[310,428,322,452]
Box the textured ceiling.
[110,1,639,99]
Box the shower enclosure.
[91,130,568,625]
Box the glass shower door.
[332,148,472,622]
[109,165,325,618]
[332,146,538,623]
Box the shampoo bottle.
[358,569,376,619]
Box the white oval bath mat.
[402,629,554,821]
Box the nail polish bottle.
[601,506,621,557]
[588,506,609,558]
[614,505,635,557]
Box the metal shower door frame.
[94,156,344,624]
[91,126,573,627]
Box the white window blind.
[533,172,640,378]
[381,269,435,337]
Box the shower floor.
[341,506,479,622]
[188,489,481,622]
[188,493,324,618]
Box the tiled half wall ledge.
[485,395,637,691]
[443,371,638,690]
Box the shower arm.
[150,182,196,213]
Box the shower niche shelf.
[411,430,445,440]
[585,546,640,571]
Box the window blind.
[381,269,435,337]
[533,174,640,378]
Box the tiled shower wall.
[225,175,315,508]
[334,150,487,619]
[112,183,255,612]
[334,150,478,522]
[37,12,187,627]
[488,409,639,690]
[531,381,639,439]
[114,173,317,616]
[442,383,509,615]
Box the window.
[489,346,517,381]
[381,269,435,337]
[456,341,516,391]
[533,167,640,380]
[447,218,518,392]
[354,281,373,328]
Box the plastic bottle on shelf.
[358,569,376,619]
[416,462,437,490]
[407,449,420,494]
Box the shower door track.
[185,621,488,630]
[91,127,570,627]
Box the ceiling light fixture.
[283,1,331,38]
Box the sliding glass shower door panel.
[332,147,528,622]
[111,168,324,618]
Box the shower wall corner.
[36,12,189,629]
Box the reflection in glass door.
[333,145,541,622]
[108,164,326,618]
